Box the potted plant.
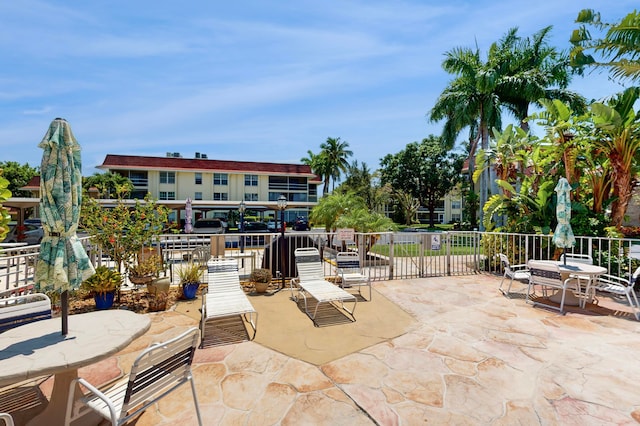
[148,290,169,312]
[81,266,123,310]
[128,253,163,285]
[250,268,272,293]
[178,262,202,300]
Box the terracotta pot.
[253,281,269,293]
[147,277,171,295]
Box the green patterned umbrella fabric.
[35,118,94,293]
[552,177,576,250]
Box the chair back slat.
[206,259,241,294]
[294,248,325,281]
[528,261,562,286]
[121,328,199,415]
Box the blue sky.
[1,1,637,176]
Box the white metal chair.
[335,251,372,301]
[593,266,640,320]
[65,327,202,426]
[526,260,584,314]
[559,253,593,264]
[0,293,51,333]
[497,253,530,296]
[0,413,13,426]
[201,258,258,347]
[292,248,357,325]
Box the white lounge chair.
[292,248,357,325]
[593,266,640,320]
[201,258,258,347]
[335,251,372,301]
[65,327,202,426]
[497,253,530,296]
[0,293,51,333]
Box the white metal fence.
[3,230,639,296]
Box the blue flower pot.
[182,282,200,300]
[94,292,115,310]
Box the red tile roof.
[99,155,321,182]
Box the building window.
[195,173,202,185]
[451,213,461,222]
[244,193,259,201]
[159,191,176,200]
[160,171,175,184]
[194,192,203,200]
[244,174,258,186]
[451,200,461,209]
[213,192,228,201]
[213,173,228,185]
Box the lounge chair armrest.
[596,274,631,287]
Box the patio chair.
[200,258,258,347]
[559,253,593,264]
[335,251,372,301]
[497,253,530,296]
[0,413,13,426]
[191,245,211,271]
[0,293,51,333]
[0,294,52,417]
[292,248,357,325]
[593,266,640,320]
[526,260,584,314]
[65,327,202,426]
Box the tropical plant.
[0,171,12,242]
[83,172,134,199]
[129,254,164,279]
[570,9,640,83]
[588,87,640,227]
[178,262,202,284]
[81,266,123,296]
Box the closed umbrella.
[552,177,576,265]
[184,198,193,233]
[35,118,95,335]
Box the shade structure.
[552,178,576,263]
[35,118,95,334]
[184,198,193,233]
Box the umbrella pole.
[61,290,69,336]
[563,249,567,265]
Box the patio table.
[0,309,150,425]
[535,260,607,308]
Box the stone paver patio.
[39,274,640,424]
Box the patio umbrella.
[184,198,193,233]
[552,177,576,265]
[35,118,95,335]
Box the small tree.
[379,136,464,227]
[80,190,172,272]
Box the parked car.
[244,221,269,232]
[192,218,225,234]
[293,217,310,231]
[2,222,44,245]
[266,220,285,232]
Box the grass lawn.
[370,243,475,257]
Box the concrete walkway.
[51,274,640,425]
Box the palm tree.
[429,46,503,228]
[320,137,353,193]
[301,150,330,196]
[571,9,640,83]
[496,26,586,131]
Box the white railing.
[3,231,640,293]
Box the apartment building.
[98,153,321,224]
